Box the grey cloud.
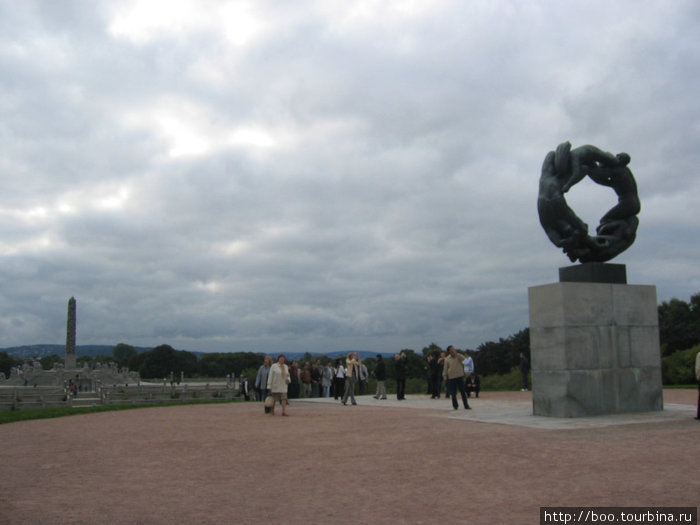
[1,1,699,354]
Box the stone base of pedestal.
[528,281,663,417]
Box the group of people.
[249,348,493,414]
[251,353,405,411]
[426,348,481,404]
[252,355,369,402]
[426,345,475,410]
[245,348,700,422]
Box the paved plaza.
[1,390,697,524]
[298,390,696,430]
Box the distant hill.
[1,345,393,361]
[0,344,151,359]
[283,351,394,362]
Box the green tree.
[658,293,700,356]
[401,349,426,379]
[473,328,530,377]
[138,344,197,379]
[113,343,137,368]
[77,356,94,368]
[239,352,266,373]
[421,342,444,358]
[197,352,267,377]
[197,353,228,377]
[361,356,377,375]
[40,354,63,370]
[0,351,21,378]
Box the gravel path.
[0,390,697,524]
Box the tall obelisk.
[65,297,77,369]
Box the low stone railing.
[0,387,71,411]
[99,383,239,405]
[1,382,243,411]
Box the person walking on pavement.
[443,345,470,410]
[342,352,360,406]
[373,354,387,400]
[267,354,291,416]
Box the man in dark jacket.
[520,352,530,391]
[465,373,480,398]
[373,354,387,400]
[395,353,407,400]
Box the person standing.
[520,352,530,391]
[254,356,272,401]
[443,345,470,410]
[466,373,480,398]
[240,376,250,401]
[426,354,436,397]
[358,361,369,395]
[342,352,360,406]
[311,360,322,398]
[436,351,446,398]
[288,361,300,399]
[373,354,387,400]
[394,353,407,400]
[267,354,291,416]
[300,362,312,398]
[333,358,345,400]
[463,350,475,378]
[695,349,700,421]
[321,362,333,398]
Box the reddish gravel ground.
[0,390,697,525]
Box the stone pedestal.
[528,281,662,417]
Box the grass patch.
[0,399,240,425]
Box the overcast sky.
[1,1,698,355]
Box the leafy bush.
[662,345,699,385]
[480,367,528,391]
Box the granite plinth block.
[528,282,662,417]
[559,262,627,284]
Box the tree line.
[1,292,698,384]
[657,292,700,384]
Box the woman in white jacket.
[267,354,291,416]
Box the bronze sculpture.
[537,142,640,263]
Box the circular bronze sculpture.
[537,142,640,263]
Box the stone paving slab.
[296,392,696,429]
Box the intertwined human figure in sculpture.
[537,141,640,263]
